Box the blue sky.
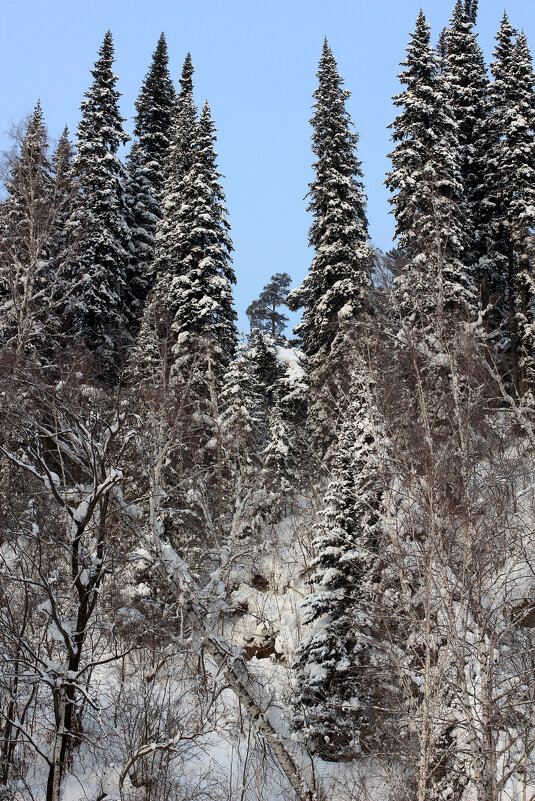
[1,0,534,331]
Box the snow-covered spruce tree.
[436,27,448,67]
[132,33,175,195]
[44,126,78,364]
[166,101,237,387]
[293,373,384,760]
[290,40,371,357]
[262,405,294,485]
[131,54,200,388]
[509,33,535,399]
[487,20,535,398]
[443,1,496,315]
[0,101,56,355]
[59,31,131,376]
[164,52,197,197]
[217,343,271,539]
[131,96,237,565]
[262,344,308,491]
[125,33,175,324]
[49,126,75,261]
[386,11,475,336]
[246,272,292,340]
[288,40,372,458]
[485,13,520,386]
[245,329,309,493]
[219,342,262,471]
[247,329,283,420]
[127,57,199,566]
[125,148,153,324]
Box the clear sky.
[1,0,534,332]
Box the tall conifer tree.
[262,346,308,489]
[166,101,237,385]
[444,1,493,308]
[510,33,535,398]
[131,54,199,389]
[133,79,237,397]
[487,15,535,394]
[288,41,372,458]
[60,32,131,374]
[217,344,268,539]
[131,85,237,565]
[485,13,519,384]
[133,33,176,195]
[126,33,176,322]
[290,40,372,360]
[49,126,75,263]
[293,374,384,759]
[166,53,197,186]
[386,11,474,335]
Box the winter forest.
[2,0,535,798]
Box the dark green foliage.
[486,15,535,395]
[293,378,384,759]
[126,33,176,324]
[289,40,372,359]
[509,33,535,398]
[444,1,491,289]
[262,344,308,486]
[247,329,283,421]
[133,33,176,195]
[386,11,474,333]
[60,31,131,374]
[133,86,237,439]
[1,102,52,268]
[163,101,237,386]
[50,126,75,261]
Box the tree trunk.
[197,615,317,801]
[507,245,520,395]
[148,538,318,801]
[46,685,66,801]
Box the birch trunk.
[46,684,66,801]
[195,611,316,801]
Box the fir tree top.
[464,0,477,24]
[443,0,489,266]
[142,98,237,387]
[10,101,50,188]
[387,10,462,226]
[387,10,448,250]
[179,52,194,98]
[63,30,131,373]
[490,12,517,93]
[78,31,128,155]
[308,40,368,250]
[52,126,73,180]
[386,10,472,326]
[507,31,535,231]
[444,1,486,149]
[162,53,198,201]
[169,101,236,350]
[510,30,535,107]
[133,32,175,193]
[486,13,519,231]
[291,40,371,358]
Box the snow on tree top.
[274,345,306,386]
